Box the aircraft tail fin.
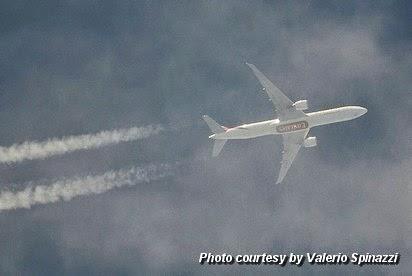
[202,115,226,134]
[203,115,227,157]
[212,139,227,157]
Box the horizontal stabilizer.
[202,115,225,134]
[212,139,227,157]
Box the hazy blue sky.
[0,0,410,274]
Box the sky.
[0,0,410,274]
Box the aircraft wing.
[246,63,306,121]
[276,129,309,184]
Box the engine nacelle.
[304,136,317,148]
[293,100,308,110]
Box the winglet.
[245,62,254,69]
[276,169,288,184]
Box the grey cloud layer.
[0,1,410,274]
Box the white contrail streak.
[0,164,172,211]
[0,125,163,164]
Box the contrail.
[0,164,172,211]
[0,125,163,164]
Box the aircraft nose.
[359,107,368,116]
[353,106,367,118]
[351,106,367,118]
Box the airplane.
[203,63,367,184]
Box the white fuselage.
[210,106,367,140]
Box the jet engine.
[293,100,308,110]
[304,136,317,148]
